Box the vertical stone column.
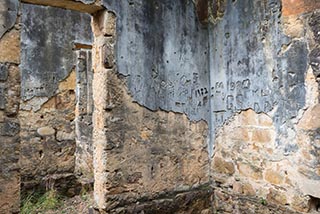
[75,48,94,184]
[92,9,116,210]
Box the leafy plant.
[260,197,268,206]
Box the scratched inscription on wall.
[104,0,210,121]
[209,0,308,136]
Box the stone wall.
[0,0,320,213]
[92,1,212,213]
[0,0,20,213]
[94,0,320,213]
[19,3,93,194]
[210,1,320,213]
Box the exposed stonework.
[0,0,320,213]
[19,3,94,196]
[282,0,320,16]
[75,49,94,184]
[0,64,20,214]
[0,28,20,64]
[0,2,20,212]
[92,10,211,212]
[93,71,210,212]
[19,70,77,193]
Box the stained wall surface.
[19,3,93,194]
[92,2,212,212]
[95,0,320,213]
[0,0,320,213]
[210,0,320,213]
[103,0,210,121]
[0,0,20,213]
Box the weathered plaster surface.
[21,3,92,102]
[103,0,210,121]
[96,0,318,213]
[20,3,94,194]
[209,0,308,154]
[0,0,318,212]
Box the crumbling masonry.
[1,0,320,213]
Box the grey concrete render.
[104,0,308,154]
[0,0,19,39]
[20,3,93,101]
[103,0,210,121]
[209,0,308,154]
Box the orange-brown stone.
[282,0,320,16]
[237,163,263,180]
[264,169,284,185]
[233,182,256,196]
[251,129,272,143]
[212,156,235,175]
[0,29,20,64]
[298,104,320,130]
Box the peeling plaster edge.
[0,0,19,40]
[21,0,103,14]
[19,66,77,112]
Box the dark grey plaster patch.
[20,3,93,101]
[0,64,8,81]
[103,0,210,121]
[0,0,18,39]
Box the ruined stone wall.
[92,1,213,213]
[0,0,320,213]
[93,0,320,213]
[0,0,20,213]
[19,3,93,194]
[210,0,320,213]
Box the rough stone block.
[264,169,284,185]
[0,86,5,110]
[298,104,320,130]
[282,0,320,16]
[0,120,19,136]
[232,182,256,196]
[237,162,263,180]
[0,63,8,81]
[93,10,116,37]
[212,156,235,175]
[0,175,20,214]
[251,129,272,143]
[102,11,116,36]
[0,29,20,64]
[266,188,287,206]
